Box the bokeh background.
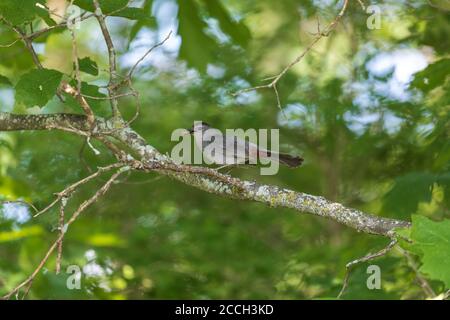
[0,0,449,299]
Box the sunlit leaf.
[85,233,126,247]
[410,58,450,92]
[74,0,153,21]
[0,225,44,243]
[15,68,63,107]
[0,0,45,25]
[401,215,450,288]
[78,57,99,76]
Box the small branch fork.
[60,82,96,127]
[232,0,350,112]
[397,247,436,298]
[2,167,127,300]
[337,237,398,299]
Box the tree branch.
[0,112,91,132]
[153,163,410,237]
[0,111,410,237]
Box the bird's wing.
[223,133,260,162]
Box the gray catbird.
[186,121,303,168]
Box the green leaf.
[178,0,218,73]
[0,0,42,25]
[74,0,128,13]
[78,57,99,76]
[383,172,435,218]
[0,225,44,243]
[74,0,152,21]
[15,69,63,107]
[0,0,36,25]
[410,58,450,92]
[128,0,155,44]
[202,0,251,47]
[114,7,151,20]
[407,215,450,288]
[0,74,12,86]
[35,5,57,27]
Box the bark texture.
[0,111,411,237]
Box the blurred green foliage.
[0,0,449,299]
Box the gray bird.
[186,121,303,168]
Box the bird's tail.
[278,153,303,168]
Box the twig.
[357,0,366,11]
[127,31,172,79]
[55,197,68,274]
[444,290,450,300]
[93,0,121,119]
[232,0,350,111]
[33,163,123,218]
[337,237,398,299]
[2,21,43,69]
[68,6,82,94]
[28,14,96,40]
[81,92,135,100]
[427,0,450,11]
[1,18,66,102]
[0,39,20,48]
[2,168,127,300]
[397,246,436,298]
[0,200,38,213]
[79,139,94,173]
[60,82,96,128]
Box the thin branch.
[0,200,39,213]
[427,0,450,11]
[55,197,68,274]
[68,11,82,93]
[356,0,366,11]
[81,92,135,100]
[232,0,350,110]
[2,168,127,300]
[127,31,172,79]
[60,82,96,127]
[337,238,398,299]
[444,290,450,300]
[34,163,123,218]
[93,0,121,119]
[0,38,20,48]
[0,111,410,237]
[28,14,96,40]
[0,18,67,102]
[2,21,43,69]
[397,246,436,298]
